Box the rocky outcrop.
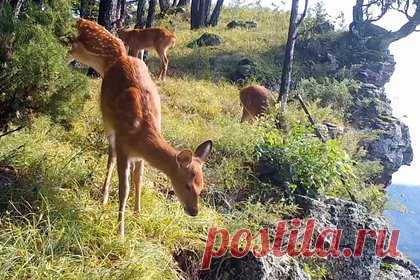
[377,256,420,280]
[295,29,413,187]
[231,58,258,84]
[349,49,412,186]
[188,33,222,48]
[200,253,310,280]
[296,195,420,280]
[227,20,257,29]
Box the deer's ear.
[176,150,193,167]
[194,140,213,162]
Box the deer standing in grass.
[117,27,176,81]
[70,19,212,239]
[239,85,275,122]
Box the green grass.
[0,6,385,279]
[0,8,297,279]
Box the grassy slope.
[0,8,292,280]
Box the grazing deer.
[116,27,176,81]
[239,85,275,122]
[70,19,212,238]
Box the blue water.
[385,185,420,265]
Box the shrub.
[0,1,89,129]
[255,123,355,197]
[295,78,359,116]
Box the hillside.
[0,8,295,279]
[0,3,418,280]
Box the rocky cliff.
[295,26,413,187]
[197,23,418,280]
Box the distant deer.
[239,85,275,122]
[70,19,212,238]
[116,26,176,81]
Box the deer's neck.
[139,130,179,180]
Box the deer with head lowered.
[116,25,176,81]
[70,19,212,239]
[239,85,275,122]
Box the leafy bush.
[256,124,355,197]
[295,78,359,116]
[0,1,89,128]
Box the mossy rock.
[187,33,222,48]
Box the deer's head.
[172,140,213,216]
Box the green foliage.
[0,116,222,279]
[0,6,390,279]
[295,78,359,116]
[256,123,354,196]
[0,1,89,128]
[303,260,329,280]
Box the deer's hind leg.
[158,47,169,81]
[102,135,116,205]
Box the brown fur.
[239,85,273,122]
[70,19,212,239]
[117,27,176,81]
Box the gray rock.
[317,122,345,140]
[297,32,414,186]
[227,20,258,29]
[364,117,413,186]
[200,253,310,280]
[296,195,420,280]
[230,58,257,83]
[188,33,222,48]
[377,256,420,280]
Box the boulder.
[376,256,420,280]
[316,122,345,140]
[188,33,222,48]
[364,116,413,186]
[200,253,310,280]
[295,195,420,280]
[227,20,257,29]
[230,58,257,83]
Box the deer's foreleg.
[116,147,130,239]
[102,136,116,205]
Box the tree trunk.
[279,0,306,113]
[191,0,211,29]
[146,0,156,28]
[199,0,211,26]
[159,0,169,14]
[136,0,147,28]
[177,0,188,7]
[11,0,26,16]
[171,0,177,7]
[190,0,200,29]
[117,0,126,22]
[207,0,223,26]
[296,94,326,143]
[98,0,118,32]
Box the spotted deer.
[239,85,275,122]
[116,26,176,81]
[70,19,212,238]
